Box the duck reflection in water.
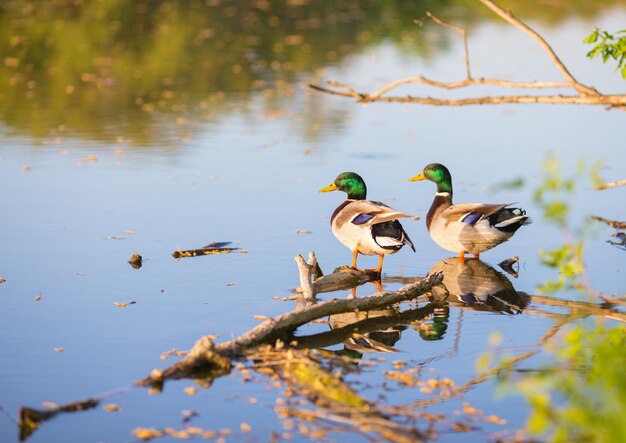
[328,309,406,359]
[429,257,528,315]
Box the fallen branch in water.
[171,241,244,258]
[139,266,444,385]
[310,0,626,110]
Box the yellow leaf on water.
[132,427,164,440]
[112,301,136,308]
[0,277,5,284]
[41,401,58,409]
[462,402,483,415]
[254,315,269,321]
[103,403,121,412]
[485,414,507,425]
[54,347,64,353]
[240,422,251,433]
[35,295,41,301]
[124,230,135,235]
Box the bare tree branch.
[478,0,598,96]
[310,0,625,109]
[424,12,471,79]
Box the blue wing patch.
[352,213,375,225]
[461,212,482,225]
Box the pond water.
[1,1,625,442]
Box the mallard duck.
[320,172,415,273]
[409,163,530,263]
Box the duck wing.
[441,203,513,225]
[335,200,413,228]
[443,203,530,232]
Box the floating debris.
[54,347,64,353]
[128,253,142,269]
[112,301,136,308]
[181,409,199,423]
[294,229,311,234]
[183,386,197,396]
[0,277,5,284]
[103,404,121,412]
[172,241,241,258]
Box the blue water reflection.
[1,4,625,442]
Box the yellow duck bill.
[319,183,338,192]
[408,172,426,182]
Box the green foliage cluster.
[537,242,584,294]
[584,28,626,79]
[533,157,602,226]
[515,323,626,442]
[533,157,602,293]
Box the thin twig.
[593,179,626,190]
[425,11,471,79]
[478,0,598,96]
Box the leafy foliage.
[515,323,626,442]
[584,28,626,79]
[537,242,584,293]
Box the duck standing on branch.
[320,172,415,273]
[408,163,530,264]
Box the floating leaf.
[183,386,197,396]
[132,427,164,441]
[112,301,136,308]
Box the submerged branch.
[138,271,443,386]
[529,294,626,320]
[590,215,626,230]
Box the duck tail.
[403,228,416,252]
[491,208,531,233]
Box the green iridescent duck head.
[320,172,367,200]
[408,163,453,194]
